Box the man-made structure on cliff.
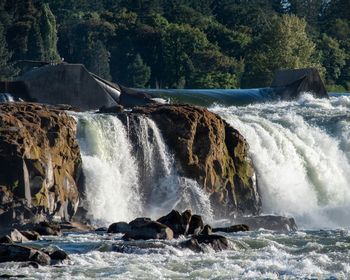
[0,63,154,110]
[271,68,328,99]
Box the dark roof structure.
[271,68,328,99]
[15,63,120,110]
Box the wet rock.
[188,214,204,235]
[107,222,130,234]
[42,247,69,264]
[33,221,62,236]
[181,234,229,252]
[95,227,108,232]
[19,230,40,241]
[212,224,249,233]
[98,104,124,114]
[132,104,261,216]
[60,221,94,232]
[181,210,192,227]
[0,244,51,265]
[157,210,189,237]
[0,229,28,243]
[234,215,298,232]
[0,102,82,226]
[0,236,12,244]
[180,238,204,253]
[201,225,212,235]
[123,218,173,240]
[194,234,229,251]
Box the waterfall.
[75,114,142,226]
[211,93,350,228]
[74,113,213,226]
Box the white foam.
[211,93,350,229]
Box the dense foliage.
[1,0,349,90]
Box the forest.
[0,0,349,91]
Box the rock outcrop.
[132,104,261,217]
[0,102,82,228]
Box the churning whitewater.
[74,113,213,226]
[211,93,350,229]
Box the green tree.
[87,40,112,81]
[319,34,347,86]
[242,14,322,87]
[0,24,18,80]
[125,54,151,88]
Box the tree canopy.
[0,0,349,90]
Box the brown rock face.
[133,104,261,216]
[0,102,82,225]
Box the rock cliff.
[0,103,82,226]
[132,104,261,216]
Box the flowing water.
[1,91,350,279]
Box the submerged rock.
[234,215,298,232]
[132,104,261,217]
[181,234,229,252]
[212,224,249,233]
[0,102,82,227]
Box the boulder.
[0,244,51,265]
[0,229,29,243]
[42,246,69,264]
[233,215,298,232]
[188,214,204,235]
[20,230,41,241]
[201,225,212,235]
[181,234,229,252]
[107,222,130,234]
[0,102,82,227]
[157,210,189,237]
[194,234,229,251]
[123,218,173,240]
[33,221,62,236]
[212,224,249,233]
[132,104,261,217]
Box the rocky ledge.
[0,102,82,229]
[132,104,261,217]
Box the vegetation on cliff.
[0,0,349,91]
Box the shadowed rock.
[0,244,51,265]
[212,224,249,233]
[234,215,298,232]
[0,229,28,243]
[188,215,204,235]
[107,222,130,234]
[181,234,229,252]
[157,210,189,237]
[123,218,173,240]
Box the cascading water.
[74,113,213,226]
[75,114,142,226]
[211,93,350,229]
